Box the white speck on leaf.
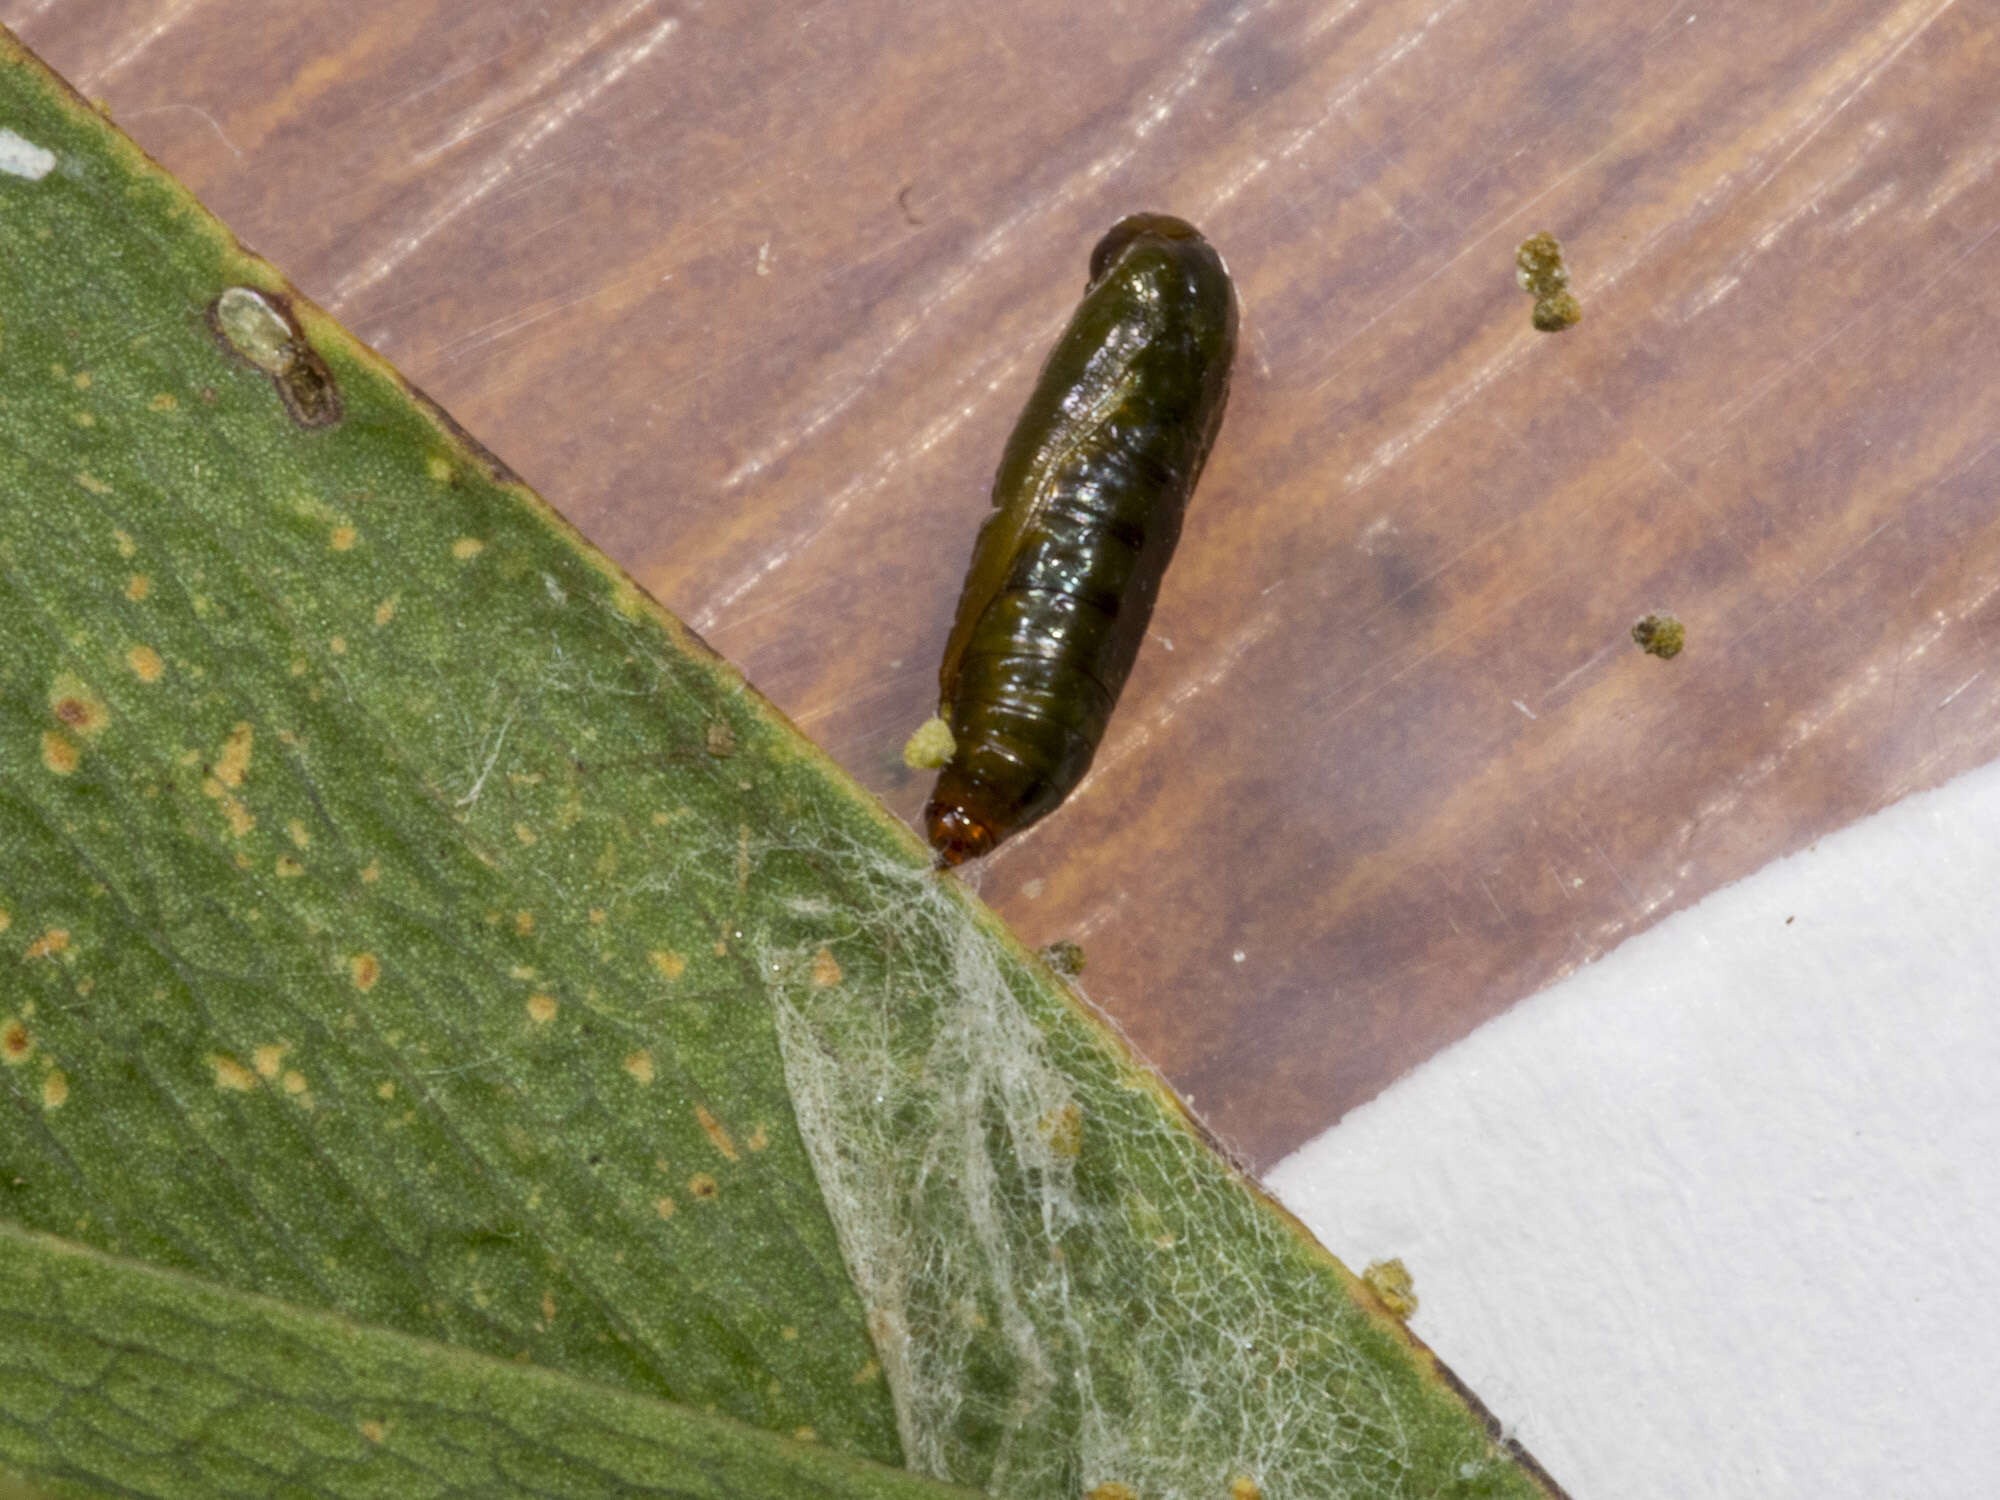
[0,128,56,180]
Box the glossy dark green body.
[926,215,1237,863]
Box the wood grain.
[13,0,1997,1167]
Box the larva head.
[925,800,1000,867]
[1088,213,1205,284]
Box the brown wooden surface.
[14,0,1997,1169]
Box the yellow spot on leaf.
[216,793,254,837]
[514,910,535,936]
[42,1071,68,1109]
[541,1289,557,1324]
[624,1051,655,1085]
[358,1420,387,1444]
[253,1044,286,1079]
[1040,1102,1085,1159]
[373,597,396,627]
[588,907,606,925]
[688,1172,719,1201]
[329,525,357,551]
[695,1105,739,1161]
[112,528,136,558]
[810,947,843,988]
[793,1428,816,1443]
[25,930,69,961]
[1086,1485,1138,1500]
[329,635,346,655]
[360,862,381,884]
[150,392,178,412]
[747,1124,769,1152]
[282,1070,308,1095]
[377,1081,396,1100]
[451,536,485,560]
[526,993,558,1024]
[73,371,92,390]
[275,856,304,878]
[1229,1477,1264,1500]
[0,911,8,933]
[427,456,454,484]
[2,1019,31,1064]
[853,1359,880,1385]
[286,820,310,849]
[649,949,686,980]
[127,645,164,681]
[514,823,537,846]
[42,731,79,775]
[125,573,150,600]
[76,472,110,494]
[350,953,380,991]
[781,1325,799,1341]
[214,722,253,788]
[212,1055,259,1092]
[654,1196,676,1219]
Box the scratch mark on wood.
[333,3,681,305]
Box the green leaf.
[0,1223,980,1500]
[0,30,1560,1500]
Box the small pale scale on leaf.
[208,286,342,427]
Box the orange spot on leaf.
[811,947,842,988]
[213,722,253,788]
[41,731,79,775]
[212,1055,259,1092]
[25,930,70,961]
[695,1105,738,1161]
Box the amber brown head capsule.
[925,801,999,868]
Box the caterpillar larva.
[925,213,1237,864]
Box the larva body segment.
[925,214,1238,864]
